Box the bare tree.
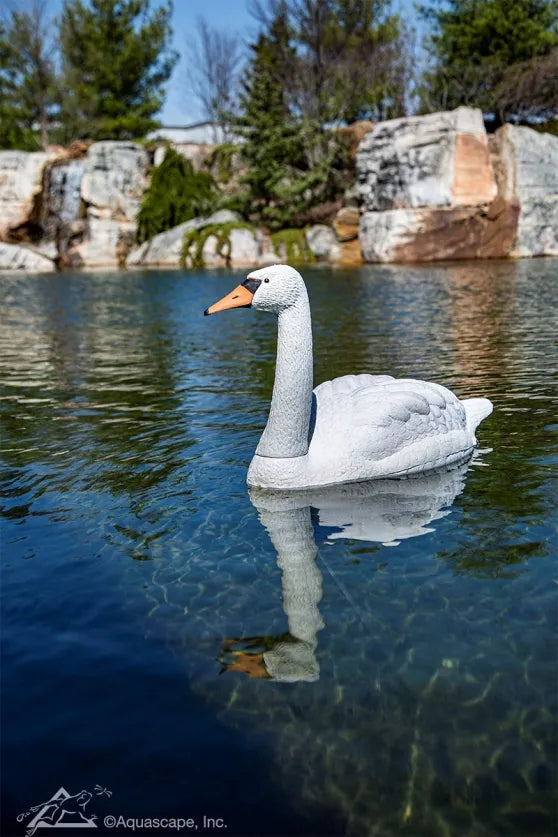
[186,17,244,140]
[252,0,410,127]
[496,49,558,124]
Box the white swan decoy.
[204,265,493,490]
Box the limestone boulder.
[229,228,261,266]
[360,201,519,263]
[0,242,55,272]
[71,142,150,268]
[0,151,54,239]
[490,125,558,257]
[200,226,262,267]
[193,225,269,269]
[69,214,136,268]
[199,234,223,267]
[357,107,496,212]
[81,141,149,219]
[305,225,340,261]
[356,107,534,262]
[258,249,282,266]
[126,210,240,267]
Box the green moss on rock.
[271,228,314,263]
[181,221,255,268]
[205,144,239,183]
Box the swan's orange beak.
[204,284,254,316]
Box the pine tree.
[419,0,558,124]
[136,149,217,243]
[233,1,409,229]
[0,4,58,151]
[58,0,178,142]
[0,25,29,149]
[234,7,309,229]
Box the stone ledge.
[360,201,519,263]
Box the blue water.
[1,261,557,837]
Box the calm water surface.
[1,261,557,837]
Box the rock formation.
[0,111,556,271]
[305,225,340,262]
[127,210,256,268]
[42,158,85,260]
[0,142,149,270]
[69,141,149,268]
[0,150,54,240]
[333,207,363,265]
[489,126,558,257]
[357,107,557,262]
[0,242,55,271]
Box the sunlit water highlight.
[1,261,557,836]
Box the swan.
[204,264,493,490]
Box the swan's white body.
[206,265,493,490]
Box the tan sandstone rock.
[333,207,363,265]
[334,207,360,241]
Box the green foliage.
[234,7,347,231]
[419,0,558,123]
[0,8,58,150]
[136,149,217,244]
[271,229,315,264]
[532,117,558,135]
[232,1,407,230]
[204,143,238,183]
[234,8,304,229]
[57,0,178,142]
[181,221,255,268]
[0,24,33,150]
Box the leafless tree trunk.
[186,17,244,141]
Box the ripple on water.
[1,262,557,836]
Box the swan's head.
[204,264,306,317]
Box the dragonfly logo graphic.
[17,785,112,836]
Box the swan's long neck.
[256,295,313,458]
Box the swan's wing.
[312,376,468,463]
[313,373,395,399]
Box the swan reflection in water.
[220,461,474,682]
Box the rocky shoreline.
[1,107,556,272]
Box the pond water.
[1,261,556,837]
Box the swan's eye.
[264,277,270,283]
